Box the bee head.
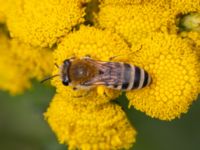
[61,59,71,86]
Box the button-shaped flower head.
[45,93,136,150]
[6,0,86,47]
[126,33,200,120]
[97,4,173,48]
[0,27,53,94]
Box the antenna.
[40,74,60,83]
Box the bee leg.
[103,91,109,97]
[73,87,78,91]
[109,55,127,61]
[72,90,91,98]
[109,56,116,61]
[54,63,59,68]
[69,56,76,60]
[84,54,91,59]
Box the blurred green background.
[0,81,199,150]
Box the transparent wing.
[81,58,122,86]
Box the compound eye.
[62,81,69,86]
[63,59,69,65]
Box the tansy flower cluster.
[0,0,200,150]
[0,25,53,94]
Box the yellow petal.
[0,27,53,94]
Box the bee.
[42,56,151,91]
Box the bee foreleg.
[72,90,91,98]
[54,63,59,68]
[84,54,91,59]
[73,87,78,91]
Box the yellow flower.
[186,31,200,47]
[0,26,53,94]
[180,31,200,58]
[0,10,5,23]
[142,0,200,12]
[126,33,200,121]
[99,0,142,5]
[52,26,131,106]
[97,1,200,42]
[177,13,200,55]
[170,0,200,14]
[1,0,199,148]
[177,14,200,91]
[6,0,86,47]
[0,0,12,22]
[0,28,30,94]
[10,39,54,81]
[45,93,136,150]
[97,4,173,48]
[179,31,200,91]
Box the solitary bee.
[43,56,151,91]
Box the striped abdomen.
[108,63,151,91]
